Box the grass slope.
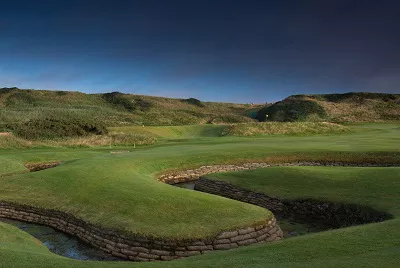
[207,166,400,215]
[256,92,400,123]
[0,88,254,129]
[221,122,350,136]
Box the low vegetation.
[221,122,350,136]
[256,98,327,122]
[256,92,400,123]
[0,87,254,129]
[9,116,108,140]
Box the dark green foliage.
[256,99,327,122]
[56,91,69,96]
[133,97,152,111]
[182,98,205,107]
[9,116,108,140]
[296,92,399,103]
[0,87,19,94]
[102,92,136,112]
[5,91,38,106]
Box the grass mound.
[256,92,400,123]
[0,88,254,128]
[256,98,327,122]
[221,122,350,136]
[206,166,400,214]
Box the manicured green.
[0,123,400,267]
[207,166,400,215]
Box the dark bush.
[308,92,399,103]
[9,116,108,140]
[5,91,38,106]
[256,99,327,122]
[0,87,19,94]
[102,92,136,112]
[134,97,152,111]
[56,91,69,96]
[182,98,204,107]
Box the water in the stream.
[0,217,124,261]
[173,181,323,238]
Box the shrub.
[133,97,152,111]
[182,98,205,107]
[9,116,108,140]
[102,92,136,112]
[5,91,38,106]
[0,87,19,94]
[256,99,327,122]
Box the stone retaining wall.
[0,202,282,262]
[195,178,392,228]
[158,162,399,184]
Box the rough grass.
[0,133,158,149]
[109,125,227,139]
[254,92,400,123]
[0,88,254,128]
[221,122,350,136]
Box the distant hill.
[256,92,400,122]
[0,87,256,132]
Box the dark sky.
[1,0,399,102]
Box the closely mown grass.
[221,122,350,136]
[0,124,400,267]
[206,166,400,215]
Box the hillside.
[0,87,256,131]
[256,92,400,122]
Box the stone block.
[230,234,252,243]
[187,245,213,251]
[131,247,149,253]
[216,230,238,239]
[138,253,160,260]
[213,244,231,250]
[238,227,255,235]
[237,238,257,246]
[150,249,171,256]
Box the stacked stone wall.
[195,178,392,228]
[0,202,282,262]
[159,162,399,184]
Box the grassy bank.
[221,122,350,136]
[256,92,400,123]
[0,88,255,128]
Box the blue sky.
[1,0,399,103]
